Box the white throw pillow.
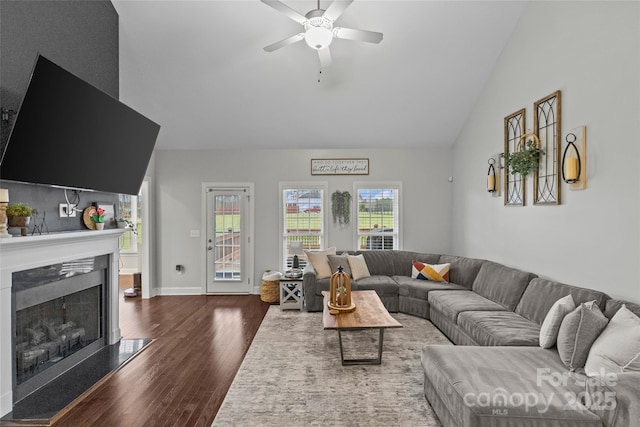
[304,247,336,279]
[539,294,576,348]
[347,254,371,281]
[584,305,640,376]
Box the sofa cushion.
[471,261,536,311]
[557,302,608,372]
[395,276,468,300]
[585,305,640,376]
[428,291,508,323]
[352,275,398,295]
[438,255,485,289]
[457,311,541,346]
[516,278,609,325]
[421,345,602,427]
[358,250,396,276]
[539,294,576,349]
[604,299,640,319]
[392,251,441,276]
[585,371,640,427]
[411,261,450,283]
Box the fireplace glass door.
[12,255,107,402]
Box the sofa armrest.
[584,371,640,427]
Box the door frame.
[201,182,254,294]
[140,177,152,298]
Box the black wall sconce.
[562,126,587,190]
[486,153,502,197]
[487,158,497,193]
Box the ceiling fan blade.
[264,33,305,52]
[334,27,383,44]
[323,0,353,22]
[261,0,308,25]
[318,47,333,68]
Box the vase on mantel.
[95,222,104,230]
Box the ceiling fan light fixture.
[304,26,333,50]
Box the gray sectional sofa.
[302,250,640,427]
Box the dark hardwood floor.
[54,294,270,426]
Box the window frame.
[118,193,139,254]
[353,181,402,251]
[279,181,329,272]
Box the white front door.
[205,186,252,293]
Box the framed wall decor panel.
[533,90,561,205]
[504,109,526,206]
[311,158,369,175]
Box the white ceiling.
[112,0,527,150]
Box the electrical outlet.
[59,203,77,218]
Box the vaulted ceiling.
[112,0,527,150]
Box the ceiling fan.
[261,0,383,68]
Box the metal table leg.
[337,328,385,366]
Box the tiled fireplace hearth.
[0,230,123,417]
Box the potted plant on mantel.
[506,133,546,176]
[6,203,35,228]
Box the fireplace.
[13,255,108,402]
[0,230,123,417]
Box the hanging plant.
[506,133,545,176]
[331,190,351,228]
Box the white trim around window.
[353,181,402,250]
[279,181,328,272]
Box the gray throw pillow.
[327,255,352,277]
[557,301,608,371]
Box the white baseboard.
[155,286,203,296]
[150,287,260,296]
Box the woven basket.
[260,279,280,303]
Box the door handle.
[207,246,213,250]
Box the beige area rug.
[212,306,452,426]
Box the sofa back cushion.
[393,251,441,276]
[438,255,485,289]
[605,299,640,319]
[358,250,399,276]
[515,278,609,325]
[471,261,537,310]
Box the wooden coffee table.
[322,290,402,365]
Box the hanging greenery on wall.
[331,190,351,228]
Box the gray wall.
[451,1,640,303]
[154,148,453,294]
[0,0,120,232]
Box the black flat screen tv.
[0,55,160,195]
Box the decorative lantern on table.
[328,266,356,314]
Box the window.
[355,183,401,250]
[118,193,141,253]
[280,183,327,271]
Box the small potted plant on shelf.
[89,207,106,230]
[6,203,35,227]
[506,133,545,176]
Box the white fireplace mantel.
[0,229,124,417]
